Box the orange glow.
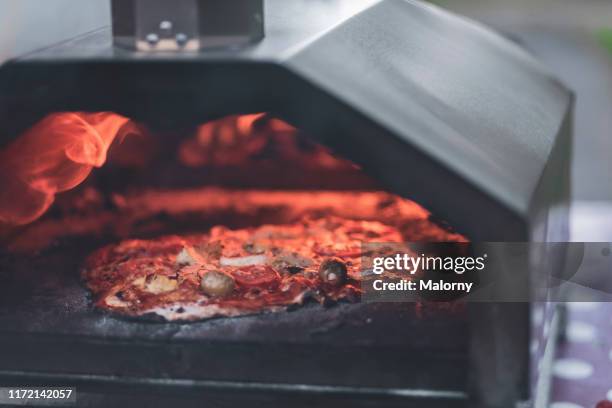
[0,112,130,226]
[179,113,355,170]
[6,188,467,253]
[236,113,267,135]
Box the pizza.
[82,216,404,321]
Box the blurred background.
[0,0,108,61]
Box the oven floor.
[0,243,469,405]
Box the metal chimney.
[111,0,264,51]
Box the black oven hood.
[0,0,572,243]
[0,2,572,406]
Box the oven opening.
[0,112,465,251]
[0,111,466,322]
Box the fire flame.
[178,113,355,170]
[1,112,355,227]
[0,112,130,226]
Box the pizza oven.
[0,1,572,407]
